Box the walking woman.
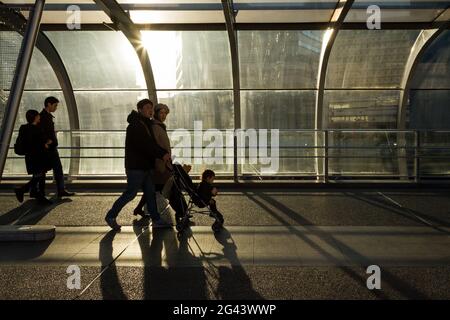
[14,109,52,205]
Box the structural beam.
[396,9,450,180]
[222,0,240,182]
[93,0,158,104]
[0,2,81,178]
[315,0,355,130]
[398,12,450,129]
[0,0,45,180]
[314,0,354,181]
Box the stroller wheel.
[176,221,185,232]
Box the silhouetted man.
[39,96,74,198]
[104,99,171,231]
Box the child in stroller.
[171,165,225,233]
[197,169,224,227]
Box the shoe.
[57,190,75,198]
[105,217,121,231]
[133,208,150,218]
[14,188,24,203]
[151,218,172,228]
[36,197,53,205]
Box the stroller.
[168,163,224,233]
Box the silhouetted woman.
[14,109,52,205]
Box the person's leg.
[209,199,224,224]
[50,150,65,194]
[142,171,160,222]
[14,176,35,202]
[133,195,147,215]
[36,172,46,196]
[20,179,33,193]
[35,173,52,204]
[106,170,143,220]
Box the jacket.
[19,124,51,174]
[197,181,214,203]
[152,119,172,185]
[39,109,58,149]
[125,110,167,170]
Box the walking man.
[39,96,74,198]
[105,98,171,231]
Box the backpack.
[14,128,27,156]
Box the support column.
[0,0,45,180]
[222,0,241,182]
[93,0,158,104]
[314,0,354,181]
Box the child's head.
[202,169,215,183]
[26,109,40,125]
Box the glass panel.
[236,10,334,23]
[77,131,125,176]
[74,91,148,130]
[420,131,450,176]
[158,90,234,130]
[408,90,450,130]
[141,31,232,90]
[328,131,415,176]
[130,11,224,23]
[326,30,420,89]
[0,32,21,91]
[241,90,315,129]
[239,31,324,89]
[25,48,60,90]
[411,31,450,89]
[347,0,446,22]
[20,11,112,24]
[46,31,146,90]
[240,130,319,176]
[345,9,445,23]
[0,31,22,126]
[323,90,400,129]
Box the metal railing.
[3,129,450,182]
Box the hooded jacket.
[19,124,51,174]
[125,110,167,170]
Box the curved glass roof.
[3,0,449,25]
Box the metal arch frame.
[395,9,450,181]
[0,2,81,178]
[315,0,355,131]
[221,0,240,182]
[93,0,158,104]
[397,12,450,130]
[314,0,354,181]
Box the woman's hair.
[202,169,215,181]
[154,103,169,121]
[25,109,39,124]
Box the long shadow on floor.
[99,230,128,300]
[0,198,71,225]
[133,221,208,300]
[214,228,264,300]
[249,191,429,299]
[346,192,450,232]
